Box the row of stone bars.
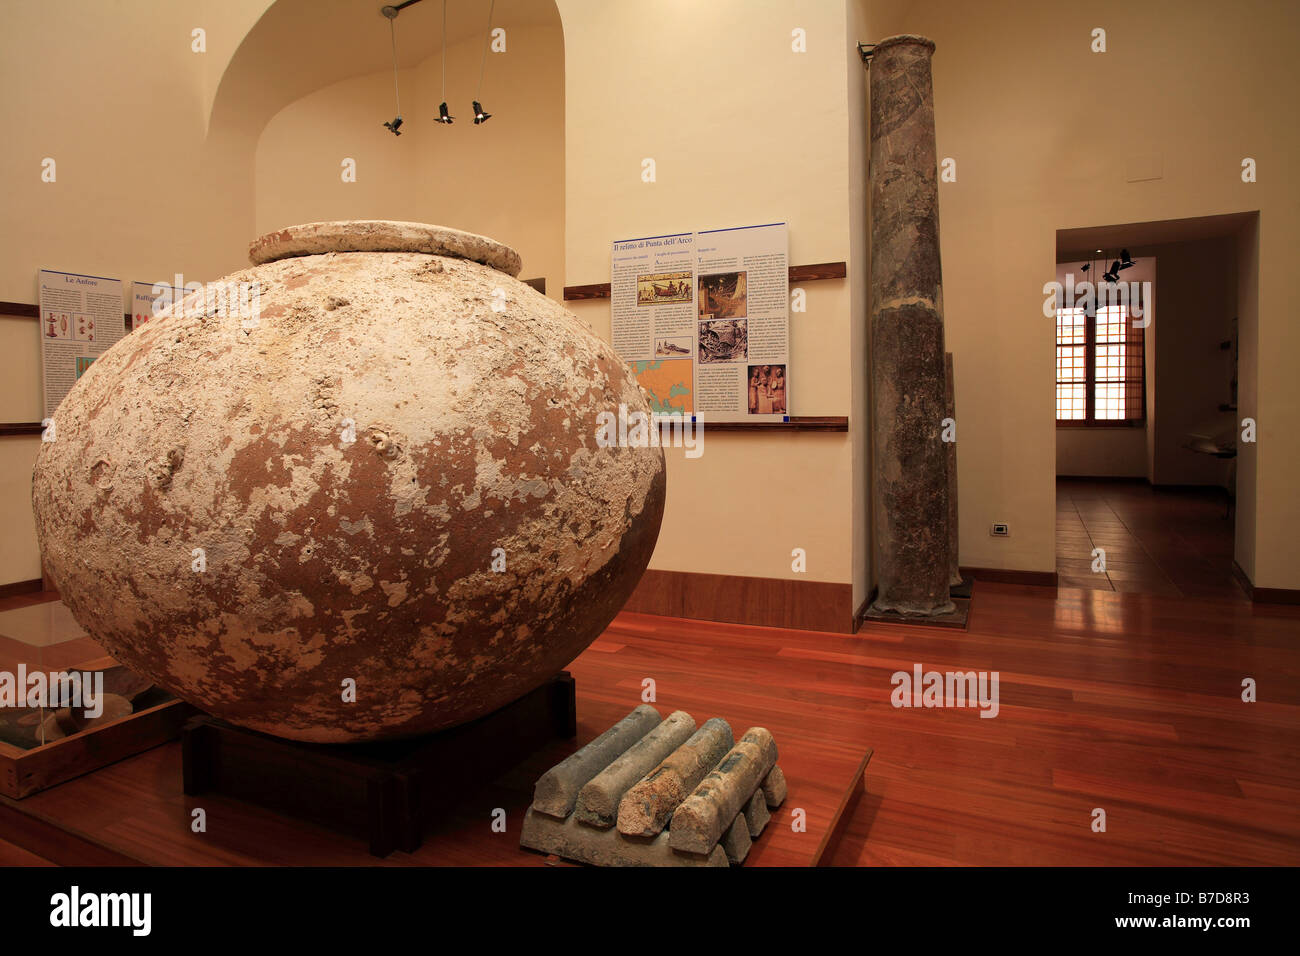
[868,34,958,617]
[520,704,787,866]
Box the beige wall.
[1144,238,1234,488]
[255,26,566,295]
[0,1,264,585]
[899,0,1298,585]
[0,0,563,586]
[848,0,873,607]
[0,314,44,584]
[1057,429,1148,478]
[556,0,860,588]
[3,0,1297,594]
[1233,216,1260,582]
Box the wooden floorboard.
[1,574,1297,867]
[831,581,1300,866]
[1056,477,1244,598]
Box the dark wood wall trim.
[0,578,43,600]
[564,261,847,301]
[1232,560,1300,606]
[1230,559,1253,600]
[623,569,855,633]
[2,301,132,325]
[703,416,847,432]
[0,423,42,437]
[960,566,1059,588]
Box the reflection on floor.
[828,582,1300,866]
[4,579,1297,867]
[1056,478,1242,598]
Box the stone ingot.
[533,704,662,819]
[668,727,778,855]
[574,709,696,828]
[32,221,666,743]
[617,716,734,837]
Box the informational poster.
[131,280,185,331]
[610,222,789,423]
[38,270,125,418]
[610,231,697,420]
[695,222,789,422]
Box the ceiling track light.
[473,0,496,124]
[380,0,496,132]
[382,5,403,135]
[435,0,454,124]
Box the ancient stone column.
[945,352,961,586]
[868,34,954,617]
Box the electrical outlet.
[991,522,1010,537]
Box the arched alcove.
[206,0,565,292]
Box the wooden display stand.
[0,653,197,800]
[182,672,577,857]
[0,697,195,799]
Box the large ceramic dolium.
[32,221,666,744]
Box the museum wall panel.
[556,0,859,592]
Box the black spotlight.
[383,115,403,136]
[436,102,454,125]
[1118,248,1136,270]
[1080,263,1090,273]
[472,100,492,125]
[1102,260,1121,283]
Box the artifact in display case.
[0,601,194,798]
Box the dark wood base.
[0,578,43,600]
[1233,560,1300,605]
[624,568,855,633]
[182,672,577,857]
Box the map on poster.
[38,270,125,419]
[611,223,788,423]
[630,357,694,416]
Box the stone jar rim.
[247,220,523,277]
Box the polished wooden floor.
[0,593,869,867]
[1057,478,1240,597]
[831,582,1300,865]
[2,580,1297,867]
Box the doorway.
[1053,213,1257,598]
